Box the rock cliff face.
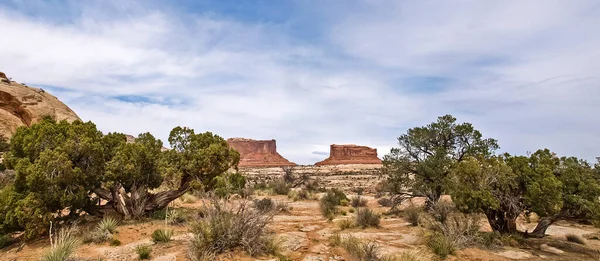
[315,144,382,165]
[227,138,296,167]
[0,72,80,138]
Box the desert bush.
[213,172,247,198]
[566,234,586,245]
[395,247,435,261]
[329,233,342,247]
[109,239,121,246]
[167,209,189,225]
[0,233,12,249]
[356,208,380,228]
[149,209,167,220]
[136,245,152,260]
[377,198,393,207]
[427,214,481,249]
[338,219,356,230]
[351,196,368,208]
[340,199,349,206]
[305,179,324,192]
[152,229,173,243]
[254,198,275,212]
[349,208,355,213]
[253,181,268,190]
[189,198,278,260]
[320,189,348,219]
[430,200,454,224]
[403,204,423,226]
[352,187,365,195]
[270,180,291,195]
[340,235,382,261]
[297,188,316,200]
[41,227,80,261]
[427,232,454,259]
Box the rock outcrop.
[0,72,80,138]
[227,138,296,168]
[315,144,382,165]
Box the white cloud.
[0,0,599,164]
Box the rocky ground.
[3,193,600,261]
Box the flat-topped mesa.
[227,138,296,168]
[315,144,382,165]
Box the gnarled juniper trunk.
[485,209,518,234]
[91,174,193,218]
[526,217,557,238]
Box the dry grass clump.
[356,208,380,228]
[136,245,152,260]
[403,204,423,226]
[332,234,391,261]
[152,228,173,243]
[566,234,586,245]
[427,232,455,259]
[427,214,481,249]
[270,180,291,195]
[41,227,80,261]
[351,196,368,208]
[189,198,279,260]
[430,200,454,224]
[395,247,435,261]
[253,198,290,213]
[338,219,356,230]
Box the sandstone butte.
[315,144,382,165]
[227,138,296,168]
[0,72,80,138]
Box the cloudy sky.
[1,0,599,164]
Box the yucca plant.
[151,229,173,243]
[41,227,80,261]
[97,217,118,234]
[136,245,152,260]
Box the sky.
[0,0,599,165]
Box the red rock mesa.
[227,138,296,168]
[315,144,382,165]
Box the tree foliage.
[0,119,240,237]
[383,115,498,207]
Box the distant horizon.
[1,0,599,165]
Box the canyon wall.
[0,72,80,138]
[227,138,296,167]
[315,144,382,165]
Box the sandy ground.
[2,194,600,261]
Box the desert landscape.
[1,74,599,260]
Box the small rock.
[540,244,564,255]
[278,232,309,252]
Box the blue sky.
[1,0,599,164]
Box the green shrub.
[340,235,381,261]
[351,187,365,195]
[149,209,167,220]
[136,245,152,260]
[0,233,12,249]
[356,208,380,228]
[152,229,173,243]
[351,196,368,208]
[349,208,355,213]
[338,219,356,230]
[427,232,454,259]
[340,199,349,206]
[254,198,275,212]
[305,179,323,192]
[167,209,189,225]
[190,198,278,260]
[297,188,315,200]
[213,172,247,198]
[566,234,586,245]
[41,227,80,261]
[110,239,121,246]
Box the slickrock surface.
[0,72,80,138]
[227,138,296,167]
[315,144,382,165]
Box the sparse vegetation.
[426,214,481,249]
[180,193,198,204]
[270,180,291,195]
[337,234,385,261]
[253,198,290,213]
[41,227,80,261]
[136,245,152,260]
[97,217,118,234]
[351,196,368,208]
[338,219,356,230]
[377,197,393,207]
[427,232,455,259]
[403,204,423,226]
[152,229,173,243]
[430,200,454,224]
[109,239,121,246]
[189,198,279,260]
[566,234,586,245]
[356,208,380,228]
[320,189,348,219]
